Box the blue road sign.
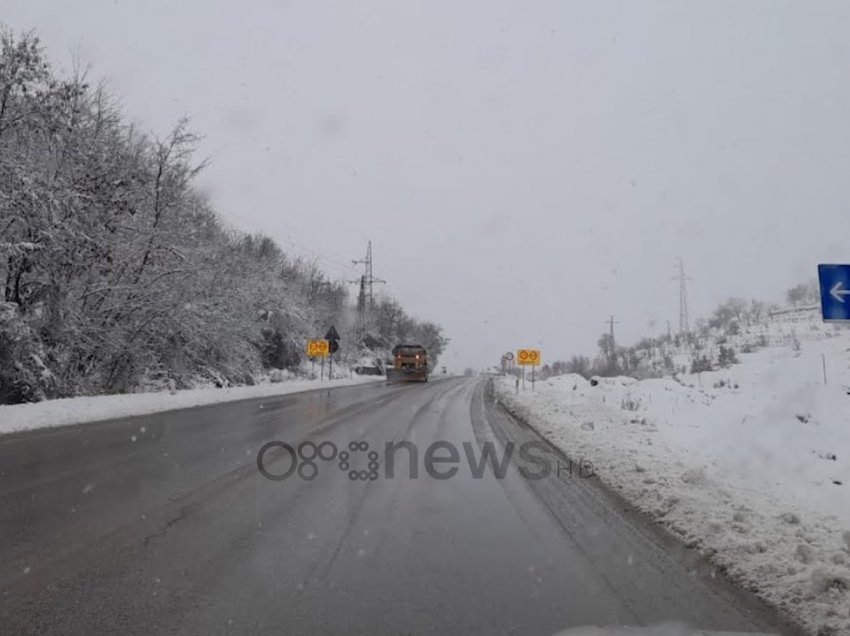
[818,264,850,322]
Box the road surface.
[0,377,794,635]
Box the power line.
[279,237,358,278]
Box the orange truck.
[386,344,428,383]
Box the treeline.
[537,282,816,381]
[0,29,445,403]
[365,296,448,363]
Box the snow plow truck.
[386,344,428,384]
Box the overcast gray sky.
[5,1,849,370]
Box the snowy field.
[0,372,383,436]
[496,319,850,636]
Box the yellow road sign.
[517,349,540,366]
[307,339,330,358]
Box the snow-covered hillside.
[496,311,850,635]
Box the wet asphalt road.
[0,377,791,635]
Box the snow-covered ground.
[0,372,383,436]
[496,317,850,636]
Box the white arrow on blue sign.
[818,264,850,322]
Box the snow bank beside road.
[495,336,850,635]
[0,374,383,436]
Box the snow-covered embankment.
[495,336,850,635]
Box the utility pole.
[351,275,367,335]
[673,257,691,335]
[607,315,618,343]
[605,315,618,373]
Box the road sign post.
[325,325,340,340]
[818,264,850,322]
[307,339,330,358]
[324,326,341,381]
[517,349,540,392]
[504,351,514,377]
[307,339,330,380]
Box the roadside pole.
[308,339,330,381]
[324,326,341,383]
[516,349,540,393]
[816,264,850,383]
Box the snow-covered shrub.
[0,303,53,402]
[690,355,714,374]
[718,345,738,368]
[620,395,641,411]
